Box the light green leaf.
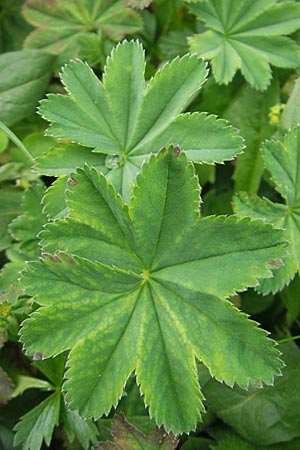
[205,344,300,446]
[23,0,143,69]
[35,145,107,176]
[12,375,54,398]
[188,0,300,90]
[0,50,55,126]
[42,176,69,220]
[233,126,300,293]
[38,40,244,201]
[21,148,285,434]
[13,391,60,450]
[0,131,9,154]
[281,77,300,130]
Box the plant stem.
[0,120,35,164]
[278,334,300,344]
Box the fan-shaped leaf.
[21,148,285,433]
[37,40,244,202]
[188,0,300,90]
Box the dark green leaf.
[204,343,300,446]
[0,50,55,126]
[13,391,60,450]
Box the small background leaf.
[204,343,300,446]
[0,50,55,126]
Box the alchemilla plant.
[1,1,300,450]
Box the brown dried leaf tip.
[33,351,43,360]
[42,252,75,265]
[268,259,283,268]
[173,145,181,158]
[42,253,62,263]
[67,177,78,186]
[126,0,153,9]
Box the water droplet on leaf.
[105,154,123,169]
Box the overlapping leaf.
[233,126,300,293]
[22,0,143,69]
[187,0,300,90]
[13,392,61,450]
[13,355,98,450]
[204,343,300,446]
[93,413,178,449]
[37,40,244,201]
[21,148,285,434]
[0,185,47,292]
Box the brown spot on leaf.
[268,259,283,268]
[173,145,180,158]
[160,146,167,154]
[42,253,62,263]
[149,426,179,448]
[91,444,116,450]
[65,255,75,265]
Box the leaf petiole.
[0,120,35,164]
[278,334,300,344]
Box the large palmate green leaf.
[187,0,300,90]
[21,148,285,434]
[233,126,300,294]
[22,0,142,69]
[37,40,244,202]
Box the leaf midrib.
[128,63,203,155]
[147,284,187,426]
[152,241,284,273]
